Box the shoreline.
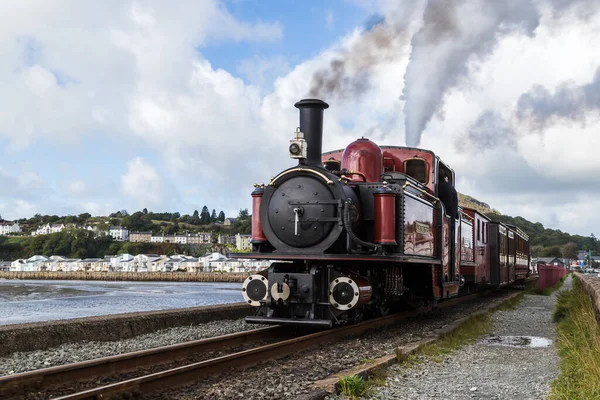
[0,271,250,283]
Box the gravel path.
[0,318,257,376]
[151,291,516,399]
[366,277,570,400]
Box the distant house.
[198,252,228,272]
[163,234,187,244]
[150,235,164,243]
[109,226,129,242]
[11,255,51,272]
[32,223,66,236]
[134,254,162,271]
[235,233,252,251]
[224,218,237,226]
[534,257,565,267]
[0,221,21,235]
[129,232,152,242]
[218,234,235,245]
[0,261,10,271]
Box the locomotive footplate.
[245,316,333,328]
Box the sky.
[1,0,600,237]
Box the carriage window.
[484,222,487,243]
[404,158,428,184]
[477,220,480,241]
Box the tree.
[200,206,211,224]
[238,208,250,221]
[142,208,148,214]
[218,211,225,223]
[78,213,91,223]
[191,210,201,225]
[210,209,217,222]
[560,242,578,260]
[530,245,544,258]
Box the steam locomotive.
[230,99,530,328]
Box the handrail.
[402,181,439,204]
[269,168,334,186]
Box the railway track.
[0,285,534,400]
[0,326,289,399]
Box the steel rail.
[0,326,283,399]
[51,294,481,400]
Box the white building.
[32,223,66,236]
[109,226,129,241]
[240,259,272,273]
[133,254,163,272]
[10,255,51,271]
[163,256,199,272]
[235,234,252,251]
[150,235,164,243]
[109,253,135,271]
[197,232,212,244]
[164,235,188,244]
[218,234,235,245]
[78,258,103,271]
[0,221,21,235]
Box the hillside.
[458,192,500,216]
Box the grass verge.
[549,278,600,399]
[337,374,371,400]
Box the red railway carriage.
[231,99,531,328]
[461,208,492,287]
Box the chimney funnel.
[294,99,329,167]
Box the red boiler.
[341,138,383,183]
[374,184,397,245]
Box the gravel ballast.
[152,291,518,399]
[366,277,570,400]
[0,318,257,376]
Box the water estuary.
[0,279,243,325]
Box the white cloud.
[65,181,87,197]
[121,157,171,209]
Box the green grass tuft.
[337,374,371,399]
[549,278,600,399]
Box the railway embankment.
[0,271,249,282]
[326,278,569,400]
[574,272,600,316]
[0,302,252,356]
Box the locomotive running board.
[229,253,441,264]
[245,316,333,328]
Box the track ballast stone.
[0,319,257,376]
[366,277,570,400]
[153,291,517,399]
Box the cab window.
[404,158,428,184]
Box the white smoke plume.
[402,0,540,146]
